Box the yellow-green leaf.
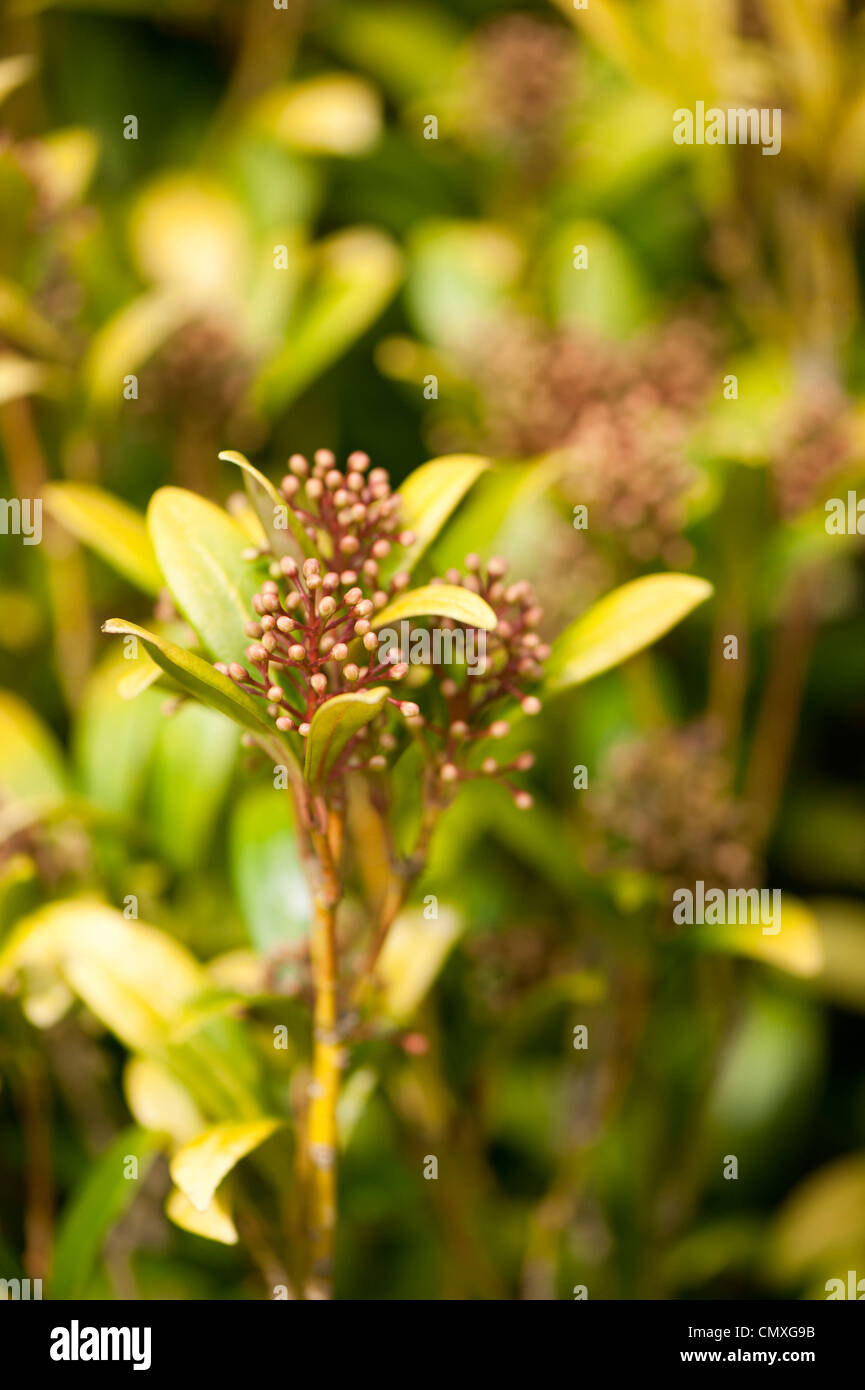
[44,482,162,595]
[372,583,497,631]
[0,690,67,807]
[101,619,297,767]
[0,900,207,1052]
[0,55,36,107]
[767,1154,865,1285]
[85,290,189,409]
[377,906,464,1020]
[128,173,250,303]
[125,1057,207,1147]
[255,227,401,415]
[546,574,713,690]
[252,74,382,156]
[219,449,313,558]
[170,1118,283,1213]
[304,686,391,785]
[696,896,823,978]
[388,454,490,577]
[147,487,262,665]
[166,1187,238,1245]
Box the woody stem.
[305,819,342,1298]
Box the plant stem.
[305,821,342,1298]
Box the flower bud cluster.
[215,451,544,804]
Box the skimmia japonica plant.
[4,447,712,1298]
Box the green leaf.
[219,449,313,558]
[51,1127,163,1299]
[170,1118,284,1212]
[43,482,162,595]
[229,785,311,951]
[74,651,164,816]
[546,217,653,338]
[255,227,402,415]
[101,620,294,765]
[147,487,263,666]
[304,686,391,784]
[0,276,66,357]
[372,583,497,631]
[388,454,490,577]
[406,220,523,351]
[147,703,239,870]
[546,574,713,690]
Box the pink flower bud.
[314,449,336,468]
[214,663,229,675]
[229,663,247,681]
[280,556,298,577]
[521,696,542,716]
[488,556,508,578]
[489,720,510,739]
[372,539,391,559]
[311,673,327,694]
[331,643,349,661]
[298,722,311,736]
[347,450,370,471]
[390,662,408,679]
[244,622,262,638]
[267,686,284,703]
[247,644,268,664]
[440,763,459,783]
[344,663,359,681]
[276,716,295,732]
[514,752,536,770]
[514,791,533,810]
[481,757,498,774]
[288,454,309,477]
[288,644,306,662]
[399,701,420,718]
[363,631,378,651]
[319,596,336,618]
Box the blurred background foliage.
[1,0,865,1300]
